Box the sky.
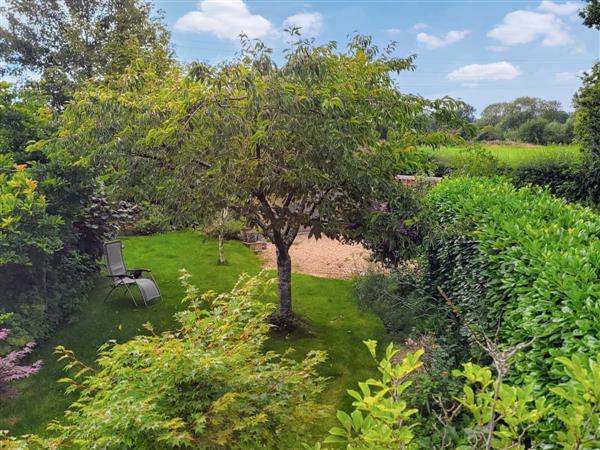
[155,0,600,114]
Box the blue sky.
[157,0,599,114]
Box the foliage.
[574,62,600,207]
[121,200,174,235]
[551,353,600,448]
[516,117,549,144]
[0,82,122,351]
[512,159,588,204]
[0,156,63,265]
[354,265,431,341]
[580,0,600,29]
[309,341,423,450]
[0,327,42,398]
[0,82,52,161]
[73,194,136,259]
[344,180,425,267]
[56,32,467,320]
[476,125,502,142]
[309,343,600,449]
[476,97,573,144]
[425,177,600,404]
[2,272,328,449]
[0,0,172,108]
[543,119,574,145]
[442,145,508,176]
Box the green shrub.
[517,117,549,144]
[354,265,428,341]
[544,121,570,144]
[574,62,600,207]
[121,200,174,235]
[443,146,508,177]
[0,272,328,449]
[425,177,600,398]
[203,218,245,241]
[512,160,588,204]
[310,343,600,449]
[476,125,502,142]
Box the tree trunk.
[276,246,293,318]
[218,230,226,265]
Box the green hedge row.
[425,177,600,391]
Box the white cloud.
[174,0,274,40]
[448,61,521,85]
[555,70,584,81]
[411,23,429,31]
[488,10,572,46]
[417,30,469,48]
[283,12,323,36]
[538,1,580,16]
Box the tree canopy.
[55,33,466,321]
[0,0,171,108]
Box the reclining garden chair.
[103,240,162,307]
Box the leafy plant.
[1,272,328,448]
[425,177,600,410]
[0,327,42,399]
[551,354,600,448]
[56,31,468,324]
[0,156,63,266]
[310,341,423,450]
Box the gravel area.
[261,233,375,279]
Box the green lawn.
[0,230,385,439]
[430,143,582,168]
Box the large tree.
[58,34,464,323]
[0,0,171,108]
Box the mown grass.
[430,143,582,168]
[0,230,385,439]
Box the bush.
[0,327,42,399]
[574,62,600,207]
[354,265,428,341]
[0,272,328,449]
[121,200,174,235]
[543,121,569,144]
[424,178,600,399]
[512,160,586,203]
[517,117,549,144]
[442,146,508,177]
[310,342,600,449]
[203,218,246,241]
[476,125,502,141]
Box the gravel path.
[261,233,374,279]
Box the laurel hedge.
[425,177,600,391]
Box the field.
[429,143,582,168]
[0,231,385,437]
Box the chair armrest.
[106,274,126,278]
[128,268,151,279]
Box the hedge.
[425,177,600,392]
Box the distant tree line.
[475,97,574,145]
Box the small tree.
[59,33,465,323]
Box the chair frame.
[103,240,162,307]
